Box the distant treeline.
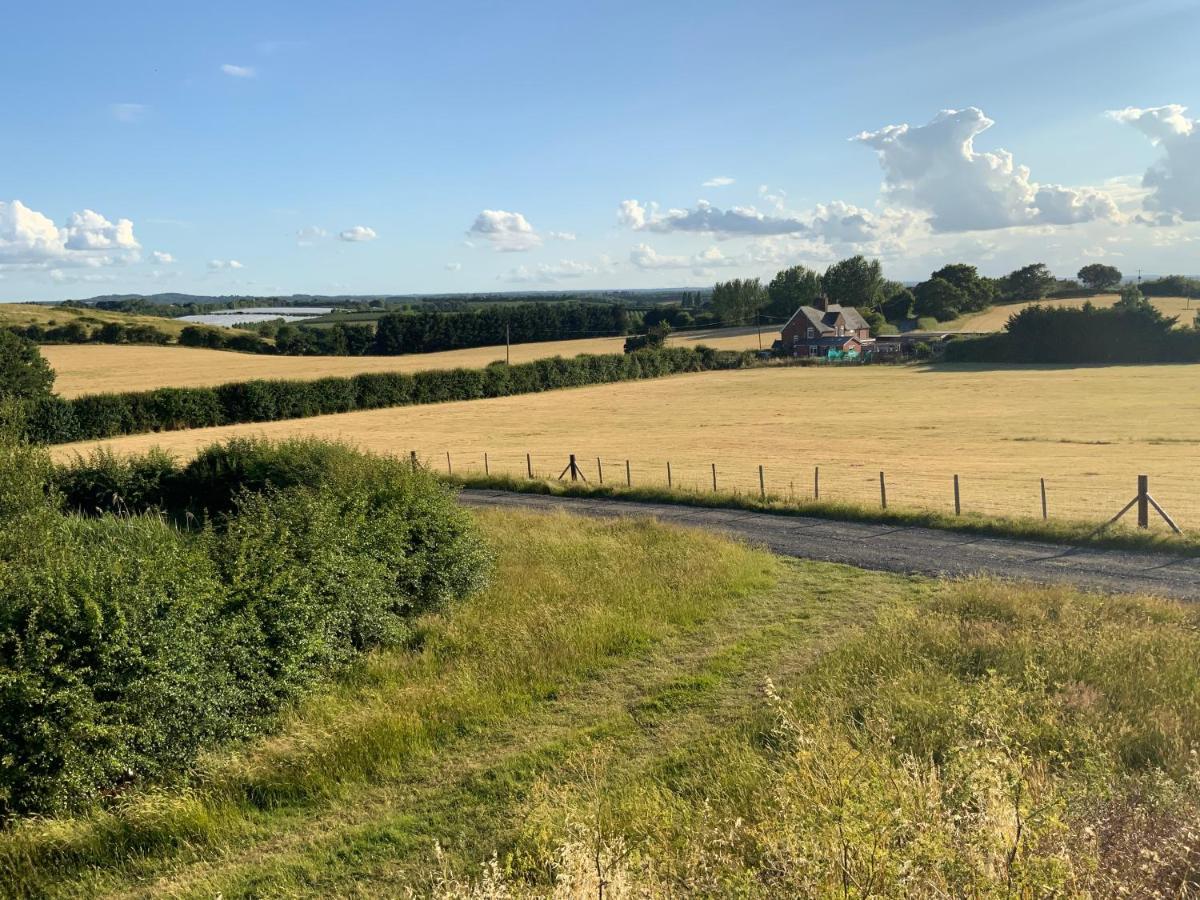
[21,345,756,445]
[6,321,173,346]
[944,297,1200,364]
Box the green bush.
[26,347,756,445]
[1,435,488,817]
[0,331,55,402]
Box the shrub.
[0,331,55,402]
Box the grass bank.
[449,472,1200,556]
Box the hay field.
[949,293,1195,331]
[55,362,1200,528]
[40,326,773,397]
[0,302,238,337]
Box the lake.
[179,307,334,327]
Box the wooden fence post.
[814,466,820,500]
[410,450,418,470]
[526,453,533,479]
[667,461,673,489]
[879,471,887,509]
[953,474,961,516]
[1040,477,1047,520]
[711,463,717,492]
[446,451,452,475]
[626,459,631,487]
[597,457,604,485]
[759,464,765,500]
[484,452,489,476]
[1138,474,1149,529]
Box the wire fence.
[417,447,1196,533]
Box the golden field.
[0,302,245,338]
[949,293,1195,331]
[41,326,772,397]
[55,362,1200,528]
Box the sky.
[2,0,1200,301]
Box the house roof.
[783,303,870,335]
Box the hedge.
[0,437,488,816]
[24,346,755,445]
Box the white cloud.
[702,176,735,187]
[339,225,377,242]
[854,107,1118,231]
[501,259,596,283]
[296,225,328,245]
[1109,104,1200,223]
[445,262,462,271]
[151,250,175,264]
[468,209,542,251]
[208,259,244,270]
[221,64,256,78]
[0,200,141,271]
[629,242,740,274]
[618,199,808,238]
[548,230,576,241]
[111,103,147,123]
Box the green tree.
[711,278,767,324]
[1077,263,1123,292]
[765,265,822,318]
[912,278,967,321]
[0,331,55,402]
[928,263,996,312]
[881,288,916,322]
[821,255,885,309]
[1002,263,1056,301]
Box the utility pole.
[756,312,762,351]
[505,322,510,365]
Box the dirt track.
[459,490,1200,600]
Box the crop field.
[949,293,1195,331]
[39,325,771,397]
[55,362,1200,528]
[0,302,241,337]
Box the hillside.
[947,293,1195,331]
[0,303,252,338]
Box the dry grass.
[40,326,771,397]
[949,293,1196,331]
[0,303,239,338]
[54,362,1200,527]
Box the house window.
[806,327,814,339]
[808,345,818,355]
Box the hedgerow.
[0,435,488,817]
[22,346,754,444]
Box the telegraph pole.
[756,312,762,351]
[505,323,510,365]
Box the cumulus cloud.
[702,176,735,187]
[0,200,141,270]
[618,199,808,238]
[854,107,1118,231]
[629,242,740,274]
[151,250,174,264]
[1108,104,1200,223]
[111,103,147,123]
[501,259,596,283]
[468,209,542,251]
[208,259,244,270]
[221,63,256,78]
[296,225,328,245]
[339,225,377,242]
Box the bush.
[0,331,55,402]
[26,347,757,445]
[1,435,488,816]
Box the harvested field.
[55,362,1200,528]
[0,302,245,338]
[41,326,772,397]
[948,293,1195,331]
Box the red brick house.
[779,299,874,357]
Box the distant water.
[179,307,334,327]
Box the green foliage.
[1077,263,1122,291]
[1141,274,1200,297]
[710,278,767,324]
[5,321,174,347]
[0,436,487,817]
[623,321,670,353]
[821,255,886,309]
[881,287,915,321]
[23,347,756,445]
[1001,262,1056,301]
[764,265,822,318]
[0,332,55,403]
[912,276,967,321]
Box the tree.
[1077,263,1122,292]
[881,288,916,322]
[912,277,967,322]
[1001,263,1055,301]
[711,278,767,324]
[821,256,885,309]
[0,331,55,402]
[765,265,822,318]
[928,263,996,312]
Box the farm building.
[779,299,875,358]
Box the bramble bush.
[22,346,755,444]
[0,434,488,817]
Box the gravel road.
[460,489,1200,600]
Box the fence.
[417,447,1197,533]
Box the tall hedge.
[0,436,488,816]
[24,346,754,445]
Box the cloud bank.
[1109,104,1200,223]
[0,200,141,269]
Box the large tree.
[0,331,55,402]
[821,255,886,309]
[1002,263,1056,301]
[764,265,822,318]
[928,263,996,312]
[1077,263,1123,292]
[711,278,768,324]
[912,278,967,322]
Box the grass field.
[948,293,1196,331]
[0,302,247,338]
[40,326,770,397]
[54,362,1200,528]
[4,509,1198,898]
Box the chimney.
[814,293,829,312]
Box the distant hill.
[68,288,713,308]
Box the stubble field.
[53,362,1200,528]
[949,293,1194,331]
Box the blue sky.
[2,0,1199,300]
